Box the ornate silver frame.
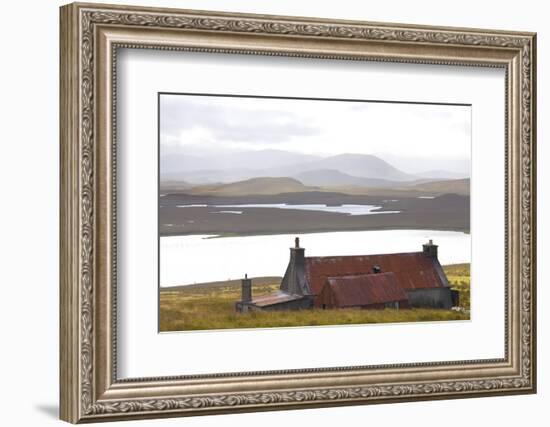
[60,2,537,423]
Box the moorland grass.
[159,264,470,332]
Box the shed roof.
[325,272,408,307]
[249,292,303,308]
[305,251,448,295]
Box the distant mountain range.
[161,149,469,185]
[288,153,417,181]
[161,149,318,177]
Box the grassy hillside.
[320,178,469,197]
[160,180,193,193]
[444,263,471,310]
[159,264,470,332]
[406,178,470,196]
[172,176,469,200]
[187,177,317,196]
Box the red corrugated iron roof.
[305,252,446,295]
[324,273,408,307]
[249,292,303,307]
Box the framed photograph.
[60,2,537,423]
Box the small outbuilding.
[234,273,313,313]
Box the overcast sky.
[160,93,471,173]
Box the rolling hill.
[405,178,470,195]
[187,177,317,196]
[417,169,469,180]
[181,176,470,197]
[292,169,402,187]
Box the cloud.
[160,95,320,146]
[159,93,471,163]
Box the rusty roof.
[305,251,447,295]
[249,292,303,308]
[325,273,408,307]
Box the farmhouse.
[235,237,458,312]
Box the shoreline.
[160,225,471,239]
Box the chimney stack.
[241,274,252,303]
[290,237,305,265]
[422,239,438,258]
[280,237,308,296]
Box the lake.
[160,229,471,287]
[175,203,400,215]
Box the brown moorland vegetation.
[159,264,470,332]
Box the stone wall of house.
[406,287,453,309]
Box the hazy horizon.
[160,93,471,180]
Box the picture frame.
[59,2,537,423]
